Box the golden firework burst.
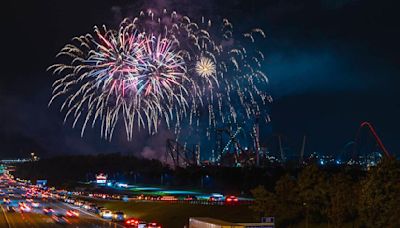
[195,57,216,77]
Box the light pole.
[303,202,309,228]
[201,175,209,188]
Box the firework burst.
[195,56,216,78]
[49,9,271,143]
[49,21,191,140]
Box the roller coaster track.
[355,121,390,158]
[165,139,196,167]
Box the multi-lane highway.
[0,201,120,227]
[0,176,122,227]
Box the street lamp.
[303,202,309,228]
[201,175,210,188]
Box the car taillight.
[126,220,136,224]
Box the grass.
[78,197,257,227]
[75,197,362,227]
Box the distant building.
[96,173,107,185]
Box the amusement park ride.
[165,121,391,168]
[349,121,391,166]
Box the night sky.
[2,0,399,159]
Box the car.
[3,197,10,204]
[147,222,162,228]
[66,209,79,217]
[42,194,49,199]
[184,195,198,201]
[19,203,31,212]
[14,194,22,199]
[43,207,55,215]
[112,211,126,221]
[74,200,83,207]
[82,203,92,210]
[225,195,239,203]
[125,218,147,228]
[86,203,97,211]
[65,198,75,204]
[95,206,105,215]
[208,196,223,202]
[149,195,162,201]
[6,206,16,213]
[160,196,177,201]
[100,210,113,219]
[31,201,40,208]
[52,214,69,224]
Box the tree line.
[12,153,285,193]
[251,158,400,227]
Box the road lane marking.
[0,205,11,228]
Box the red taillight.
[126,219,137,224]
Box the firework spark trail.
[49,20,190,140]
[49,9,271,142]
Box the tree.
[250,185,277,218]
[274,174,302,225]
[327,173,358,227]
[297,164,329,223]
[251,174,301,226]
[358,158,400,227]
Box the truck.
[189,217,244,228]
[189,217,275,228]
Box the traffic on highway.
[0,174,162,228]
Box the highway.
[0,178,123,227]
[0,202,120,227]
